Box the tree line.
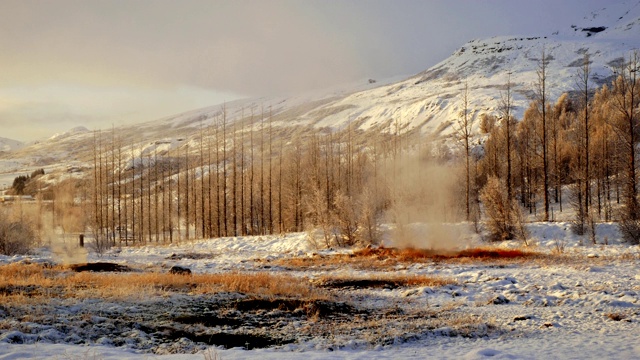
[82,50,640,248]
[88,107,434,248]
[464,51,640,243]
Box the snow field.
[0,221,638,359]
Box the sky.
[0,0,605,142]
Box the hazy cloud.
[0,0,604,141]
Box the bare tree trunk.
[249,109,255,234]
[537,48,550,221]
[147,152,153,242]
[185,143,190,241]
[278,137,283,232]
[576,52,592,215]
[268,106,273,234]
[215,114,221,237]
[130,142,135,245]
[117,133,124,245]
[232,121,238,236]
[154,147,159,242]
[260,106,265,234]
[240,109,246,235]
[207,125,213,238]
[222,105,228,236]
[138,144,144,243]
[200,121,206,239]
[457,81,473,220]
[176,147,181,242]
[168,148,173,243]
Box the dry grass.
[0,263,323,304]
[606,312,626,321]
[276,246,544,270]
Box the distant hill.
[0,137,25,152]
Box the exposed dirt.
[166,253,216,260]
[67,262,133,272]
[0,274,493,354]
[315,278,420,289]
[0,252,511,354]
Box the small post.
[79,234,84,248]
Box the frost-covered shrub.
[618,213,640,245]
[0,215,36,255]
[480,177,528,243]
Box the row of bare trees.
[88,108,433,247]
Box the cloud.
[0,84,241,141]
[0,0,368,96]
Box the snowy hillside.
[0,137,24,152]
[48,126,90,141]
[71,2,640,139]
[296,0,640,138]
[1,1,639,179]
[152,0,640,141]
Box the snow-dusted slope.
[293,0,640,138]
[116,0,640,142]
[0,137,24,152]
[48,126,90,141]
[2,1,639,178]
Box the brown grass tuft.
[606,312,626,321]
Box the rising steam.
[381,148,472,250]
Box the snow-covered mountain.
[139,0,640,141]
[48,126,90,141]
[286,0,640,138]
[1,1,639,177]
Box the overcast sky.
[0,0,604,142]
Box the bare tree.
[268,106,274,234]
[456,81,473,220]
[222,105,228,236]
[200,121,206,238]
[536,47,551,221]
[577,53,592,215]
[184,141,190,241]
[611,51,640,243]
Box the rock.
[490,295,510,305]
[513,315,533,321]
[169,266,192,275]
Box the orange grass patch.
[0,263,322,303]
[275,246,543,270]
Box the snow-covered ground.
[0,222,638,360]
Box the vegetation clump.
[0,212,36,255]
